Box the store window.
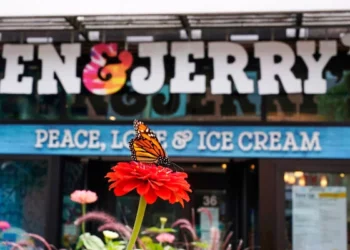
[60,159,85,249]
[116,194,186,227]
[0,159,49,236]
[284,171,350,250]
[65,83,262,122]
[0,94,62,120]
[115,190,229,248]
[0,64,64,120]
[267,71,350,122]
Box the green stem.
[81,204,86,234]
[126,196,147,250]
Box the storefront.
[2,124,350,250]
[0,5,350,250]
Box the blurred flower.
[156,233,175,244]
[103,230,119,239]
[160,217,167,224]
[70,190,98,204]
[172,218,198,241]
[198,207,213,228]
[106,161,191,207]
[74,211,116,226]
[140,236,153,244]
[98,222,131,240]
[0,221,10,231]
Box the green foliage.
[317,71,350,121]
[75,232,127,250]
[76,233,106,250]
[143,227,177,234]
[192,241,210,249]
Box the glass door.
[282,169,350,250]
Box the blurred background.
[0,1,350,250]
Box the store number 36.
[202,195,218,207]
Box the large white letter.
[254,42,301,94]
[300,131,322,151]
[0,44,34,94]
[37,44,81,94]
[170,42,205,93]
[297,40,337,94]
[131,42,167,94]
[209,42,253,94]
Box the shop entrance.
[260,159,350,250]
[59,157,260,249]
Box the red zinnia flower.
[106,161,191,207]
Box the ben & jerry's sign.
[0,38,349,96]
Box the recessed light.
[230,34,259,41]
[126,36,154,43]
[26,37,53,43]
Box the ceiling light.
[26,37,53,43]
[320,175,328,187]
[179,29,188,40]
[126,36,154,43]
[299,28,309,39]
[286,28,308,39]
[294,171,304,178]
[88,31,100,41]
[289,174,296,185]
[230,34,259,42]
[340,173,345,178]
[298,176,306,186]
[109,116,116,121]
[286,28,296,38]
[191,29,202,40]
[221,163,227,170]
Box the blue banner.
[0,124,347,159]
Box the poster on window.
[292,186,347,250]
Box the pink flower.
[70,190,98,204]
[0,221,10,231]
[156,233,175,244]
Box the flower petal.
[143,188,158,204]
[122,179,141,193]
[155,187,171,200]
[106,161,192,207]
[137,182,150,196]
[114,186,129,196]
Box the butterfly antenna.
[170,162,184,172]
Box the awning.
[0,0,350,16]
[0,11,349,42]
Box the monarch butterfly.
[129,119,182,171]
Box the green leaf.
[109,241,126,250]
[80,233,107,250]
[143,227,176,234]
[152,243,164,250]
[75,237,84,250]
[192,241,209,249]
[164,245,175,250]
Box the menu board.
[292,186,347,250]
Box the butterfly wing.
[129,120,167,163]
